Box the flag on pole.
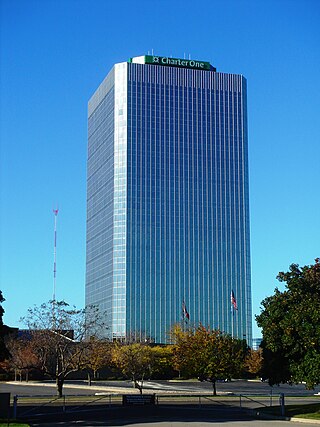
[182,301,190,321]
[231,290,238,311]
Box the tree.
[0,291,4,327]
[4,334,39,381]
[256,259,320,389]
[112,343,154,394]
[0,291,8,361]
[82,338,112,385]
[172,325,246,395]
[20,300,106,397]
[149,345,176,379]
[0,291,17,362]
[244,348,263,378]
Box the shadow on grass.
[259,402,320,419]
[14,404,258,426]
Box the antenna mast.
[53,208,59,301]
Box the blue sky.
[1,0,319,338]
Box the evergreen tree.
[256,259,320,389]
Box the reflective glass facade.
[86,59,252,344]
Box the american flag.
[231,290,238,311]
[182,301,190,320]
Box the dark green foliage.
[256,259,320,389]
[0,291,16,362]
[0,291,5,327]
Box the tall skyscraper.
[86,55,252,344]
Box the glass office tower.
[86,55,252,345]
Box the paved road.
[142,379,320,396]
[2,379,320,397]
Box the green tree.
[256,259,320,389]
[0,291,16,362]
[20,300,106,396]
[112,343,153,394]
[172,325,246,395]
[0,291,7,361]
[149,345,175,379]
[0,291,4,327]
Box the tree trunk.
[87,372,92,386]
[134,380,143,395]
[212,380,217,396]
[26,369,29,382]
[56,377,64,397]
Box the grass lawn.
[0,424,30,426]
[261,402,320,419]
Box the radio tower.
[53,208,59,302]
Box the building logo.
[145,55,214,71]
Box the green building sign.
[129,55,215,72]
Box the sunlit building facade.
[86,55,252,344]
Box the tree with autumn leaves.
[4,334,39,381]
[256,259,320,389]
[112,343,154,394]
[111,343,175,393]
[244,348,263,378]
[18,300,107,397]
[83,338,112,385]
[171,325,247,395]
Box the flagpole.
[232,309,234,338]
[230,290,237,339]
[181,301,185,332]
